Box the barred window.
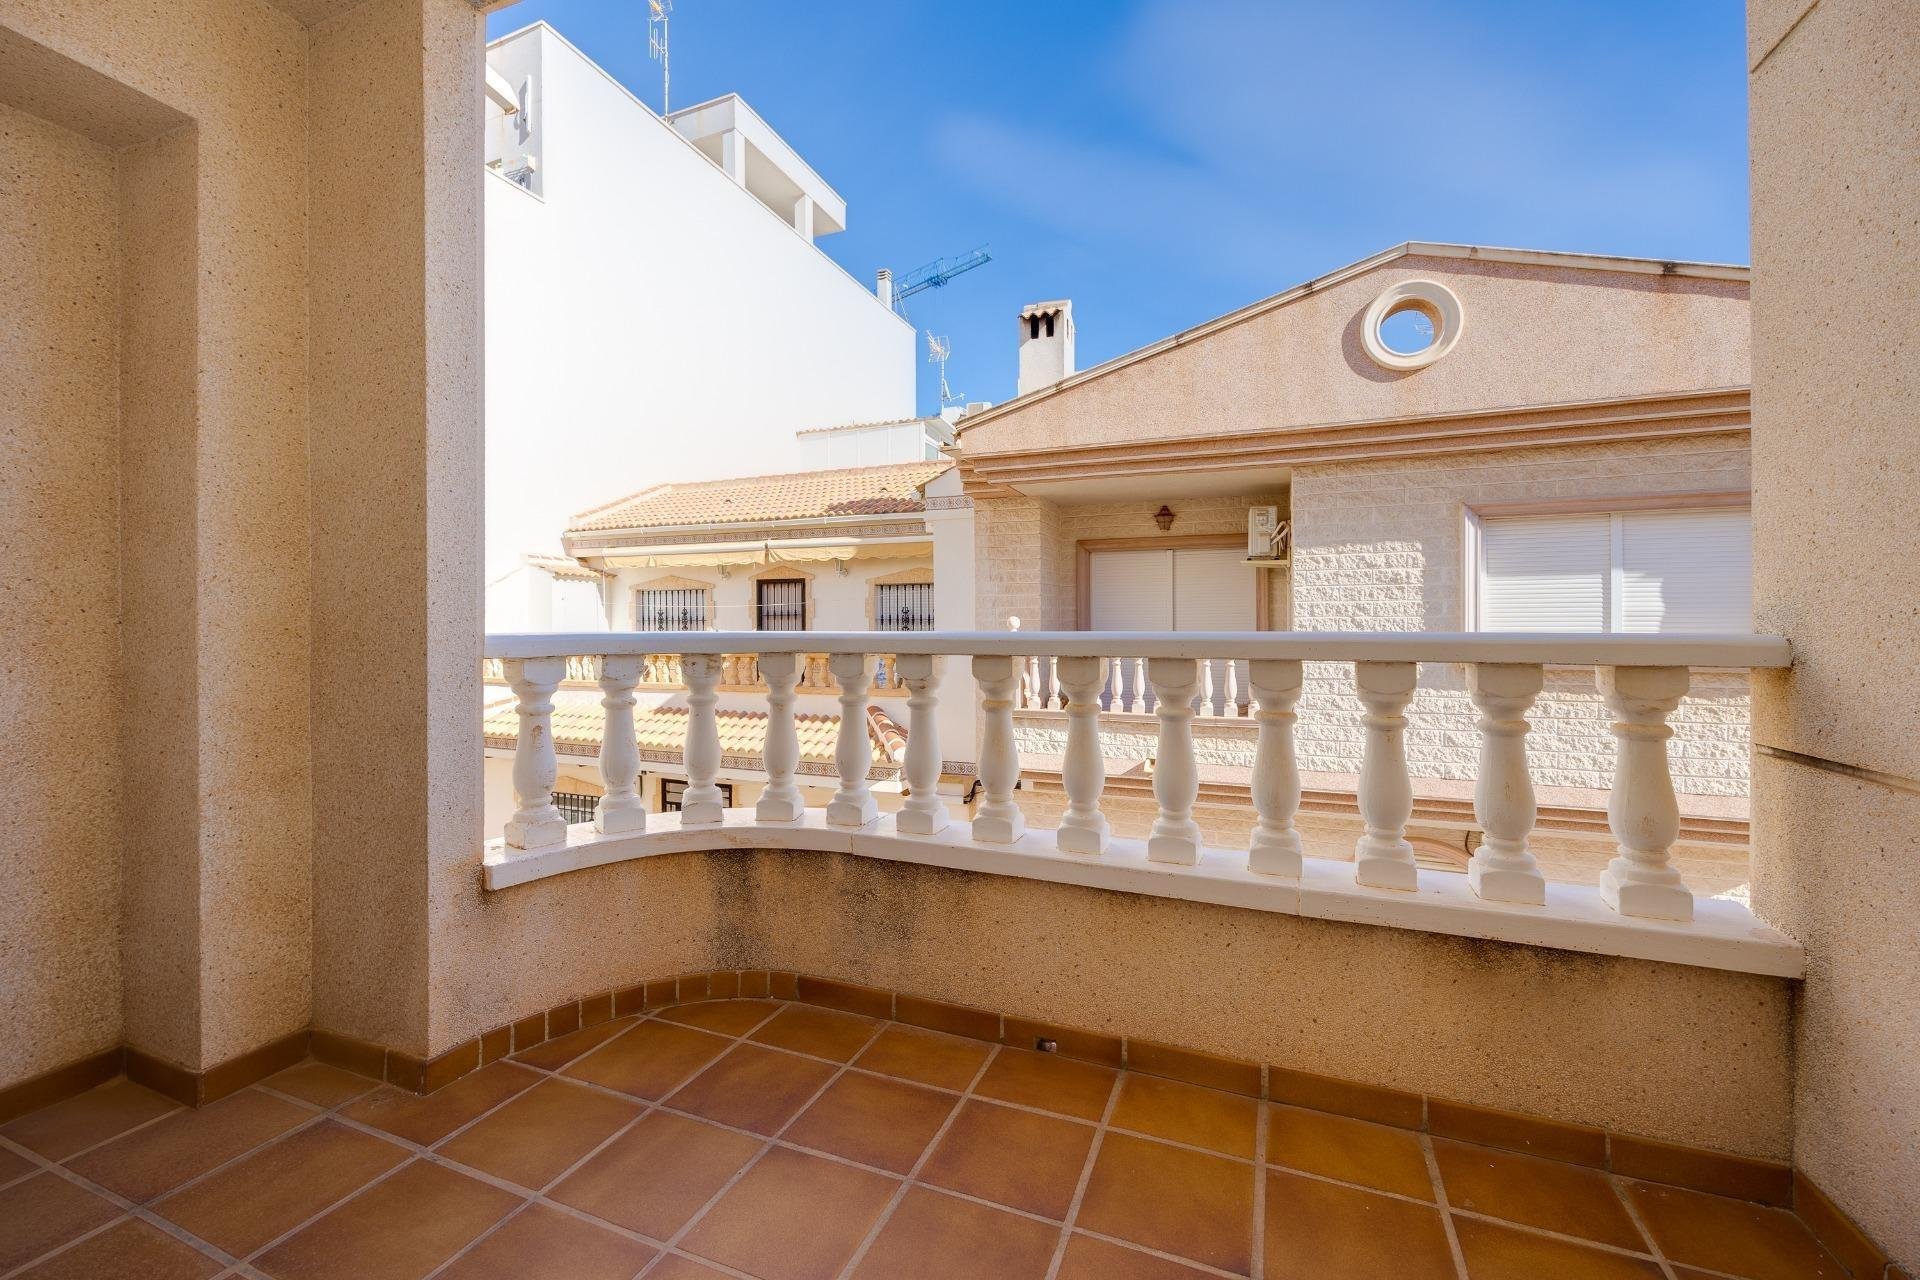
[874,582,934,631]
[553,792,599,824]
[636,587,708,631]
[756,578,808,631]
[661,778,733,812]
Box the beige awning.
[600,536,930,569]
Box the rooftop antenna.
[926,332,961,407]
[648,0,672,115]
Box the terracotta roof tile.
[569,461,951,533]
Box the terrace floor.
[0,998,1850,1280]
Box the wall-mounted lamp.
[1153,505,1176,531]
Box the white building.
[483,23,915,630]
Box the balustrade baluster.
[894,654,948,835]
[1147,657,1202,864]
[503,657,568,850]
[971,654,1026,843]
[1247,659,1303,876]
[826,652,878,827]
[593,655,646,834]
[1597,666,1693,920]
[755,650,804,822]
[679,654,725,825]
[1467,663,1546,904]
[1055,656,1110,854]
[1353,661,1419,889]
[1233,659,1252,717]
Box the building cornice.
[958,388,1750,497]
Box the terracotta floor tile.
[852,1185,1060,1280]
[917,1099,1095,1220]
[1453,1215,1663,1279]
[1265,1103,1435,1200]
[510,1018,636,1072]
[1076,1131,1254,1274]
[657,999,781,1038]
[13,1217,221,1280]
[1623,1180,1848,1280]
[435,1202,655,1280]
[0,1079,179,1161]
[255,1159,521,1280]
[68,1089,309,1203]
[0,1144,34,1184]
[0,1173,121,1273]
[340,1061,542,1147]
[747,1005,879,1063]
[679,1146,897,1280]
[1109,1074,1257,1159]
[1435,1137,1644,1250]
[550,1110,762,1239]
[262,1061,379,1110]
[666,1043,838,1136]
[1055,1233,1220,1279]
[784,1071,958,1174]
[154,1118,410,1257]
[973,1048,1116,1122]
[438,1078,641,1190]
[648,1256,737,1279]
[1263,1168,1455,1280]
[854,1025,992,1091]
[563,1021,731,1101]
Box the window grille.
[756,578,808,631]
[636,588,708,632]
[874,582,935,631]
[660,778,733,812]
[553,792,599,824]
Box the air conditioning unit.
[1247,506,1289,561]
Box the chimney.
[875,268,893,309]
[1016,300,1074,397]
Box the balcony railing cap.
[485,630,1792,669]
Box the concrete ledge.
[482,810,1804,978]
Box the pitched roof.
[569,460,952,533]
[521,552,605,581]
[481,691,906,775]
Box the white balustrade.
[679,653,726,825]
[1054,655,1110,854]
[755,650,804,822]
[484,632,1790,948]
[1146,656,1202,864]
[593,655,646,835]
[895,654,948,835]
[1247,658,1303,876]
[1353,660,1419,890]
[972,653,1026,843]
[1597,665,1693,921]
[503,657,567,850]
[1467,663,1545,904]
[826,652,879,827]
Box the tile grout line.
[1041,1061,1127,1280]
[1251,1093,1269,1280]
[1418,1132,1470,1280]
[833,1039,1004,1279]
[1611,1170,1683,1280]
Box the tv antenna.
[926,332,962,407]
[648,0,672,114]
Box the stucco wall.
[1748,0,1920,1263]
[436,849,1792,1159]
[957,253,1749,459]
[1290,436,1754,799]
[0,1,315,1079]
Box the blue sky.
[489,1,1750,416]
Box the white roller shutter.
[1479,514,1612,631]
[1172,548,1257,630]
[1089,550,1174,631]
[1618,509,1751,633]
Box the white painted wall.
[606,554,930,631]
[484,24,914,629]
[797,419,952,469]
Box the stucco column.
[309,0,484,1060]
[1747,0,1920,1267]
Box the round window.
[1360,279,1464,371]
